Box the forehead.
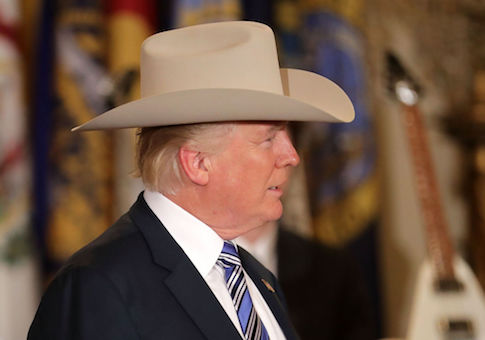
[233,121,287,134]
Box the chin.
[265,202,283,222]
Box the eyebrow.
[267,122,288,133]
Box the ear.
[178,146,210,186]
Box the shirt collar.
[143,190,224,278]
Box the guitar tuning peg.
[385,51,423,104]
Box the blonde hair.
[135,123,234,195]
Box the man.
[236,222,376,340]
[28,21,354,340]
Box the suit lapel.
[129,194,241,340]
[164,257,241,340]
[239,248,300,340]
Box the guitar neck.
[402,103,455,280]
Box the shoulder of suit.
[58,213,147,278]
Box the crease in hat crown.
[140,21,284,98]
[72,20,355,131]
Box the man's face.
[205,122,300,239]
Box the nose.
[275,130,300,168]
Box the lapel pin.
[261,279,275,293]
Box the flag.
[274,1,382,335]
[173,0,242,27]
[106,0,157,217]
[33,0,114,277]
[0,0,38,338]
[32,0,55,279]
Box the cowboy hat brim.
[72,68,354,131]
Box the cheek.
[211,163,244,198]
[220,168,256,199]
[211,152,274,200]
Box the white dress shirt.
[143,190,286,339]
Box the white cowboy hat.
[73,21,354,131]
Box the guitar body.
[407,256,485,340]
[386,53,485,339]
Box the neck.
[164,188,243,240]
[239,221,278,244]
[165,188,277,240]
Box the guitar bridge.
[440,319,475,340]
[435,278,464,292]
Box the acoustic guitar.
[386,52,485,340]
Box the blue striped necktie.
[217,241,270,340]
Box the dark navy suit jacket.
[28,194,299,340]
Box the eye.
[263,134,276,144]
